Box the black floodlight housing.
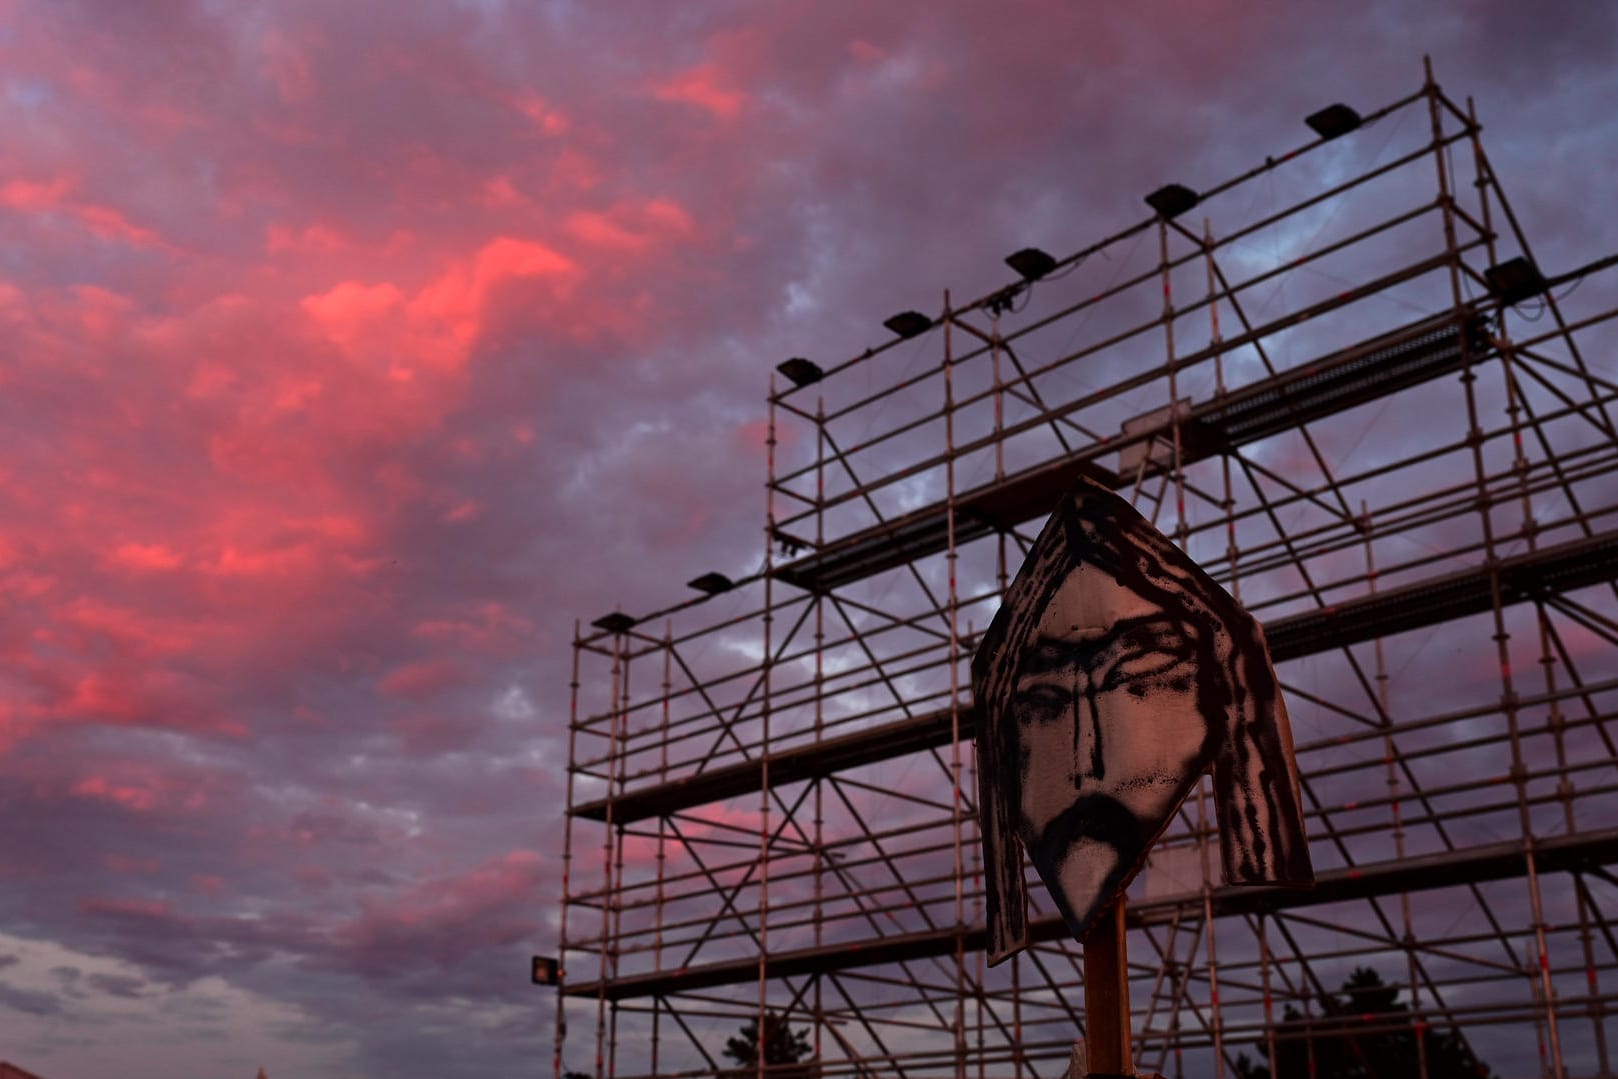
[687,572,734,595]
[776,356,823,387]
[591,611,636,634]
[1484,257,1548,305]
[1145,183,1199,219]
[1005,247,1058,281]
[1305,103,1363,140]
[883,310,933,338]
[531,956,561,986]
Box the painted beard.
[1027,791,1145,941]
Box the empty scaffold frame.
[554,59,1618,1079]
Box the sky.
[0,2,1615,1077]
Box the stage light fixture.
[1005,247,1058,281]
[591,611,636,633]
[687,572,735,595]
[776,357,824,387]
[1484,257,1548,305]
[1305,103,1363,140]
[1144,183,1199,219]
[883,310,933,338]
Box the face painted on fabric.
[1009,560,1214,931]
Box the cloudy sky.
[0,2,1615,1077]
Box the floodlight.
[883,310,932,338]
[1305,104,1363,140]
[1144,183,1199,219]
[591,611,636,633]
[687,572,734,595]
[1484,257,1548,305]
[1005,247,1057,281]
[776,357,824,387]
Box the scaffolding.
[553,61,1618,1079]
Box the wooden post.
[1083,897,1132,1077]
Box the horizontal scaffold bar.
[572,527,1618,823]
[774,308,1490,593]
[561,827,1618,1000]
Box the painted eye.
[1010,684,1070,725]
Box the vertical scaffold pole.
[814,394,827,1070]
[758,376,777,1079]
[651,622,672,1077]
[945,290,968,1079]
[596,629,622,1078]
[1198,217,1227,1079]
[555,622,582,1079]
[1364,503,1428,1079]
[990,318,1023,1079]
[1425,54,1564,1079]
[1196,780,1225,1079]
[1465,91,1609,1074]
[1159,217,1186,545]
[608,643,631,1079]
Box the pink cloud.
[108,542,185,572]
[848,39,886,63]
[41,667,247,741]
[190,874,227,896]
[259,26,319,105]
[378,658,469,700]
[652,63,747,119]
[70,201,161,246]
[514,93,569,136]
[79,897,173,920]
[0,175,161,247]
[57,596,199,658]
[563,197,694,253]
[0,177,72,211]
[480,175,527,209]
[410,602,535,656]
[300,280,406,356]
[67,761,215,817]
[265,222,349,255]
[103,854,162,877]
[333,848,545,974]
[72,775,160,813]
[300,236,578,376]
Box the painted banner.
[973,478,1313,964]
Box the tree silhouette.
[722,1011,813,1077]
[1234,967,1495,1079]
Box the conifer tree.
[1234,967,1495,1079]
[722,1011,813,1077]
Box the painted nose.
[1070,667,1104,785]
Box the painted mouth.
[1031,792,1144,869]
[1027,792,1146,940]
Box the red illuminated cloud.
[299,235,577,375]
[0,175,162,248]
[652,64,747,119]
[378,658,470,700]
